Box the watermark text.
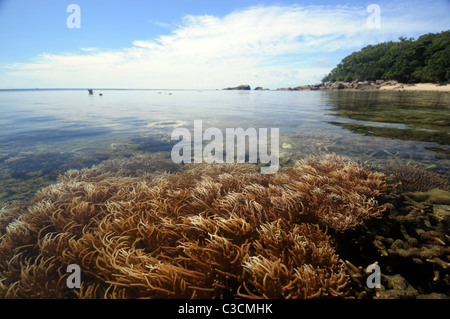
[67,4,81,29]
[367,4,381,29]
[171,120,279,174]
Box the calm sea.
[0,89,449,203]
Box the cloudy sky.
[0,0,449,89]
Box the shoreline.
[224,82,450,93]
[274,81,450,93]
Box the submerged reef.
[382,165,450,193]
[340,186,450,298]
[0,154,389,298]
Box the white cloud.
[81,47,99,52]
[1,2,449,89]
[148,20,173,28]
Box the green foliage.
[323,31,450,83]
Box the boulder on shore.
[223,84,251,90]
[330,82,346,90]
[293,85,311,91]
[273,80,409,91]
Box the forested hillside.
[323,31,450,83]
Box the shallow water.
[0,88,449,204]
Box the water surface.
[0,89,448,203]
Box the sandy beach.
[379,83,450,92]
[275,82,450,92]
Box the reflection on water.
[323,91,450,146]
[0,89,448,204]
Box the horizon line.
[0,88,222,91]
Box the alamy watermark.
[66,4,81,29]
[66,262,382,290]
[66,264,81,289]
[367,4,381,29]
[366,262,381,289]
[66,4,381,30]
[170,120,279,174]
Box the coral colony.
[0,154,388,298]
[171,120,280,174]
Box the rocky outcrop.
[276,80,404,91]
[276,84,319,91]
[224,80,412,92]
[223,84,251,90]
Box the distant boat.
[88,89,94,95]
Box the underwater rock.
[403,189,450,205]
[0,154,387,298]
[60,154,180,183]
[346,188,450,298]
[376,274,419,299]
[130,135,177,152]
[0,151,116,204]
[1,151,109,180]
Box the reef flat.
[0,154,448,299]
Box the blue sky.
[0,0,449,89]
